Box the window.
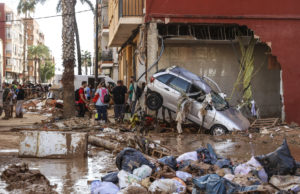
[5,43,12,54]
[168,77,190,93]
[156,74,174,84]
[5,28,11,39]
[6,13,12,22]
[211,91,229,111]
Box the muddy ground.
[0,111,300,193]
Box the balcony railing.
[119,0,144,18]
[101,51,113,61]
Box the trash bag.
[193,174,259,194]
[193,174,237,194]
[173,177,187,193]
[148,179,177,193]
[158,156,178,170]
[91,180,119,194]
[177,160,192,170]
[118,170,141,189]
[177,151,198,162]
[116,148,155,173]
[215,159,232,169]
[196,144,219,164]
[133,165,152,179]
[255,139,297,178]
[101,172,119,184]
[176,171,193,182]
[234,157,268,183]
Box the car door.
[166,76,190,112]
[153,74,176,108]
[187,84,216,129]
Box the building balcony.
[101,50,113,62]
[108,0,144,47]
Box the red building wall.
[146,0,300,124]
[0,4,6,79]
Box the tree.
[27,44,50,84]
[61,0,76,118]
[40,61,55,83]
[56,0,94,76]
[81,50,92,75]
[17,0,37,83]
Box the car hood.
[217,107,250,131]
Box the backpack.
[103,93,110,103]
[75,89,80,101]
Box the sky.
[0,0,95,74]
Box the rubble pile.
[1,163,57,194]
[91,139,300,194]
[23,99,63,117]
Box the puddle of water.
[0,147,117,194]
[0,149,18,153]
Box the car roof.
[168,66,211,93]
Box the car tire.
[210,125,227,136]
[146,92,163,111]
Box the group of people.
[2,83,25,120]
[76,76,144,123]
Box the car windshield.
[211,91,229,111]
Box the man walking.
[77,81,88,117]
[85,84,91,101]
[112,80,127,123]
[16,85,25,118]
[2,83,12,120]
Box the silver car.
[145,66,250,135]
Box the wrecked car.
[145,66,250,135]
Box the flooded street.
[1,131,299,193]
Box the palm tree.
[81,50,92,75]
[56,0,94,76]
[17,0,37,83]
[61,0,76,118]
[27,44,50,84]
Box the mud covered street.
[0,106,300,193]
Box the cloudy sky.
[0,0,95,74]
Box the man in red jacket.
[78,81,88,117]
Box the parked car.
[145,66,250,135]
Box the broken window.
[168,77,190,93]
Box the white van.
[53,75,116,90]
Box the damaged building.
[107,0,300,124]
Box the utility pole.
[95,0,99,85]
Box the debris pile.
[91,139,300,194]
[23,98,63,117]
[1,163,57,194]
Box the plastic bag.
[234,157,268,183]
[176,171,192,182]
[173,177,187,193]
[176,151,198,162]
[116,148,155,173]
[148,179,177,193]
[158,156,178,170]
[215,159,232,169]
[91,180,119,194]
[101,172,119,184]
[255,139,297,178]
[193,174,259,194]
[133,165,152,179]
[118,170,141,189]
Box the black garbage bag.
[255,139,297,178]
[158,156,177,170]
[101,172,119,184]
[196,144,219,164]
[215,159,232,169]
[116,148,155,173]
[193,174,259,194]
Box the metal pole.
[95,0,99,85]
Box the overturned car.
[145,66,250,135]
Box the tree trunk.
[88,136,120,151]
[62,0,76,118]
[34,59,37,84]
[74,15,82,75]
[23,13,28,84]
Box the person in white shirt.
[95,82,109,123]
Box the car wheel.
[211,125,227,136]
[146,92,163,111]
